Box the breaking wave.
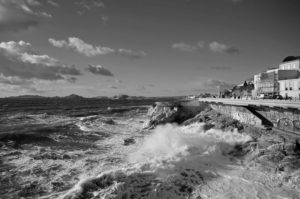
[63,123,253,199]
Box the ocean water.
[0,99,299,199]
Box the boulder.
[123,138,135,146]
[103,118,115,125]
[145,102,198,129]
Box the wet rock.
[51,181,65,191]
[202,123,215,132]
[18,181,46,197]
[62,154,71,159]
[124,138,135,146]
[103,118,115,125]
[145,102,198,129]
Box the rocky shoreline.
[145,101,300,190]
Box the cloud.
[49,37,146,59]
[172,41,205,53]
[86,64,114,76]
[47,0,59,7]
[208,41,239,54]
[0,40,81,83]
[0,73,45,93]
[49,37,114,56]
[117,49,146,59]
[101,15,108,24]
[203,79,235,89]
[192,79,235,93]
[76,0,105,10]
[210,66,232,71]
[172,42,198,52]
[0,0,51,32]
[172,40,239,54]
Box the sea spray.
[63,123,253,199]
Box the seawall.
[180,99,300,133]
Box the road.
[198,98,300,109]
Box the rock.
[62,154,71,159]
[18,181,46,197]
[145,102,199,129]
[123,138,135,146]
[103,118,115,125]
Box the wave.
[62,123,252,199]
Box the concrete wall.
[181,100,300,133]
[209,104,263,127]
[256,107,300,132]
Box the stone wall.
[256,107,300,132]
[209,104,263,127]
[181,100,300,133]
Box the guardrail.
[198,98,300,109]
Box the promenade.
[198,98,300,109]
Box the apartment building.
[278,58,300,99]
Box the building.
[253,68,279,98]
[253,56,300,99]
[278,58,300,99]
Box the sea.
[0,98,299,199]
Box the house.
[253,68,279,98]
[278,57,300,99]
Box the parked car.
[285,96,292,100]
[273,95,283,100]
[263,95,273,99]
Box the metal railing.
[198,98,300,109]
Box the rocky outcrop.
[144,102,201,129]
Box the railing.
[198,98,300,109]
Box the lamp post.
[217,86,220,98]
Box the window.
[285,87,288,90]
[290,87,293,90]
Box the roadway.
[198,98,300,109]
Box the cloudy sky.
[0,0,299,97]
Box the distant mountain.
[63,94,85,99]
[7,95,46,99]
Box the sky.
[0,0,299,97]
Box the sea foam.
[62,123,253,199]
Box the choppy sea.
[0,98,299,199]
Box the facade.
[253,68,279,98]
[279,79,300,99]
[253,58,300,99]
[279,59,300,70]
[278,59,300,99]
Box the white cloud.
[49,37,114,57]
[191,79,235,93]
[0,40,81,83]
[0,0,51,32]
[76,0,105,10]
[208,41,239,54]
[47,0,59,7]
[48,38,67,48]
[172,41,205,52]
[49,37,147,59]
[172,40,239,54]
[117,49,146,59]
[172,42,198,52]
[86,64,114,76]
